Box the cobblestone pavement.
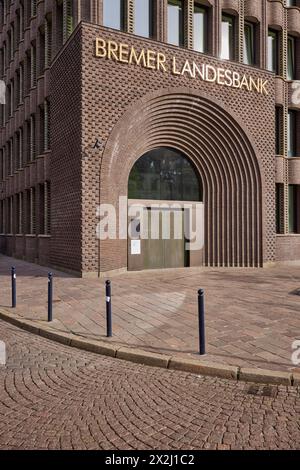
[0,256,300,372]
[0,320,300,450]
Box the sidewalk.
[0,254,299,374]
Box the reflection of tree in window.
[128,148,202,202]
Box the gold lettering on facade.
[157,53,167,72]
[119,43,129,63]
[172,57,181,75]
[181,60,194,78]
[129,48,147,67]
[95,38,107,58]
[240,74,250,91]
[94,38,270,96]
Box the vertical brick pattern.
[50,28,83,273]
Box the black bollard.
[48,273,53,322]
[198,289,206,355]
[106,280,112,337]
[11,267,16,309]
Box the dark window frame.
[167,0,184,47]
[193,2,208,53]
[221,13,236,61]
[267,29,279,74]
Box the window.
[275,106,283,155]
[31,0,37,18]
[244,22,255,65]
[287,110,296,157]
[289,185,300,234]
[128,147,202,201]
[17,127,23,169]
[45,16,52,67]
[7,197,13,234]
[221,14,234,60]
[19,2,24,41]
[38,27,45,77]
[9,137,13,175]
[29,114,36,161]
[29,187,36,234]
[193,3,207,53]
[267,29,279,74]
[0,147,4,181]
[16,193,23,234]
[276,183,284,234]
[134,0,153,38]
[19,62,24,103]
[30,44,37,88]
[63,0,73,43]
[44,99,50,151]
[167,0,184,47]
[286,0,297,6]
[103,0,125,31]
[287,36,295,80]
[0,200,5,233]
[39,181,51,235]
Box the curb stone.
[293,373,300,386]
[0,309,297,387]
[117,347,170,368]
[239,368,293,386]
[70,337,119,357]
[169,357,239,380]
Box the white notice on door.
[131,240,141,255]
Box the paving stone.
[0,254,299,374]
[0,319,299,450]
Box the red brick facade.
[1,1,300,276]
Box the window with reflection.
[267,29,279,74]
[289,185,300,234]
[128,148,202,202]
[288,110,297,157]
[221,14,234,60]
[134,0,154,38]
[103,0,125,31]
[193,3,207,53]
[244,22,255,65]
[167,0,184,47]
[288,36,295,80]
[275,106,283,155]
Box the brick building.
[0,0,300,276]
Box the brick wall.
[50,28,83,273]
[78,23,275,274]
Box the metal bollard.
[48,273,53,322]
[106,280,112,337]
[198,289,206,355]
[11,267,16,309]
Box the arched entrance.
[99,90,264,273]
[127,147,203,271]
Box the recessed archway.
[127,147,204,271]
[100,90,264,272]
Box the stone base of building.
[1,233,300,277]
[0,235,50,268]
[276,235,300,262]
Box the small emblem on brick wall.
[92,139,102,150]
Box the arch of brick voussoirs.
[100,90,264,269]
